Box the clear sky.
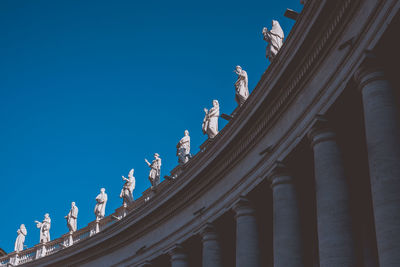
[0,0,302,253]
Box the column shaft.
[200,223,223,267]
[309,120,356,267]
[357,66,400,267]
[233,197,260,267]
[169,245,188,267]
[269,164,304,267]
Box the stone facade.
[1,0,400,266]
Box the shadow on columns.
[247,181,273,267]
[285,139,319,267]
[214,211,236,267]
[182,236,201,267]
[151,254,171,267]
[324,83,379,267]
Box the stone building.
[1,0,400,266]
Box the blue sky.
[0,0,302,253]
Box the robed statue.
[94,188,108,220]
[14,224,27,252]
[120,169,136,206]
[65,202,78,233]
[177,130,191,164]
[145,153,161,189]
[262,20,284,61]
[234,66,249,106]
[202,100,220,139]
[35,213,51,243]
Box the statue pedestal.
[62,232,73,247]
[142,187,157,203]
[9,251,18,266]
[200,138,214,152]
[116,205,127,218]
[89,220,99,236]
[35,243,46,259]
[95,220,100,233]
[165,165,184,181]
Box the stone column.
[200,223,223,267]
[169,244,189,267]
[308,117,356,267]
[355,58,400,267]
[232,197,260,267]
[268,162,304,267]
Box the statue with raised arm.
[234,66,249,106]
[65,202,78,233]
[14,224,27,252]
[94,188,108,220]
[120,169,136,206]
[35,213,51,243]
[262,20,284,61]
[202,100,220,139]
[177,130,191,164]
[145,153,161,188]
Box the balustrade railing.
[0,186,160,266]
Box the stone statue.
[202,100,220,139]
[262,20,284,61]
[145,153,161,188]
[35,213,51,243]
[120,169,135,206]
[65,202,78,233]
[234,66,249,106]
[94,188,108,220]
[14,224,27,252]
[177,130,191,164]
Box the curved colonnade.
[2,0,400,266]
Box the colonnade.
[138,59,400,267]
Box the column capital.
[307,116,336,147]
[354,51,386,90]
[168,244,187,261]
[232,196,255,218]
[267,161,294,187]
[199,223,219,241]
[139,261,153,267]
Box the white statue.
[65,202,78,233]
[234,66,249,106]
[262,20,284,61]
[35,213,51,243]
[202,100,220,139]
[145,153,161,188]
[14,224,27,252]
[94,188,108,220]
[177,130,191,164]
[120,169,136,206]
